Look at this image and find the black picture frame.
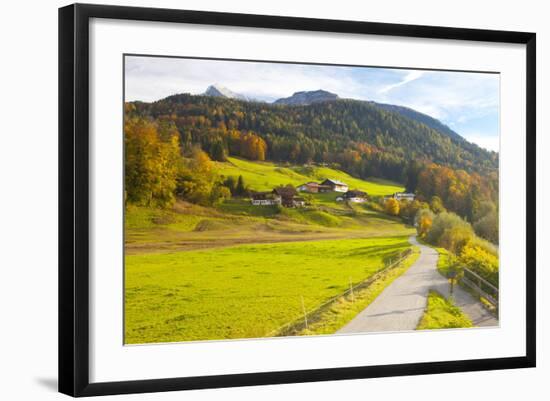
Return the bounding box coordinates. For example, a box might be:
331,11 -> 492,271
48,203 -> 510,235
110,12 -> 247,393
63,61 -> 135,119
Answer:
59,3 -> 536,397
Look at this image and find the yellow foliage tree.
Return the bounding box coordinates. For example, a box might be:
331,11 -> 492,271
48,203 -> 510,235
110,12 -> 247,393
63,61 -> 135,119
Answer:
124,117 -> 180,208
385,198 -> 400,216
419,215 -> 433,237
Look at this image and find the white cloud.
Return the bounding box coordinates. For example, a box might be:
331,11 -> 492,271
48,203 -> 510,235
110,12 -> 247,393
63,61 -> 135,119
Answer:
125,57 -> 364,102
378,71 -> 424,94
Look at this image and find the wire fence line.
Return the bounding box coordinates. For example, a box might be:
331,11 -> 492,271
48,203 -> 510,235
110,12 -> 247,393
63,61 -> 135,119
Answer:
266,248 -> 414,337
460,267 -> 499,313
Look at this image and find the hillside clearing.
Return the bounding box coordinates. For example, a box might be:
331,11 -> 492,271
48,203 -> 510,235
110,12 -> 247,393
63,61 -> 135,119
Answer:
125,200 -> 414,254
217,157 -> 404,196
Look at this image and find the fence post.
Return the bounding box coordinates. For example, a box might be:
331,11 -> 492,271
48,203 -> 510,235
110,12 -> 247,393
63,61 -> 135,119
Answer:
301,295 -> 308,330
349,277 -> 355,303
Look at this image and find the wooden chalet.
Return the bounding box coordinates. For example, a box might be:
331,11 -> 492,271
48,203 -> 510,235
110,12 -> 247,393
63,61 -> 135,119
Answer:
320,179 -> 349,193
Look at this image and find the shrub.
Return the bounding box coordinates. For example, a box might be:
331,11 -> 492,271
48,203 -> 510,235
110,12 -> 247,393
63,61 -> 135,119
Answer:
473,210 -> 499,244
426,212 -> 472,246
439,225 -> 474,254
415,208 -> 434,238
399,199 -> 428,221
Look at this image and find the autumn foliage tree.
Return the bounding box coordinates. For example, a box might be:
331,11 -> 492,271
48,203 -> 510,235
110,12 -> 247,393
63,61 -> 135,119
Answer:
239,132 -> 267,161
176,148 -> 232,206
384,198 -> 400,216
124,117 -> 180,208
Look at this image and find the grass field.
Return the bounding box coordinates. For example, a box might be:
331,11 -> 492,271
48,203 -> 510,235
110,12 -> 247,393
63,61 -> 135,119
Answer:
416,290 -> 473,330
216,157 -> 404,196
125,236 -> 413,344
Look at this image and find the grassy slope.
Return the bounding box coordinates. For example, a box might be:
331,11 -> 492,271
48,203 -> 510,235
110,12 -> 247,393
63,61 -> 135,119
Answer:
125,200 -> 414,254
217,157 -> 404,196
417,290 -> 473,330
125,236 -> 412,344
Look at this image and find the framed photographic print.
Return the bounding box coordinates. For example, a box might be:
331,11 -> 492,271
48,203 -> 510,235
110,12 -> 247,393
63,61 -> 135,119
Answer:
58,3 -> 536,397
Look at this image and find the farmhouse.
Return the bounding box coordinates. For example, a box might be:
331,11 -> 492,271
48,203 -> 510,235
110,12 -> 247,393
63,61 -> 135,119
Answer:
250,186 -> 305,208
320,179 -> 349,193
296,182 -> 331,193
250,192 -> 281,206
343,190 -> 368,203
393,192 -> 416,202
273,186 -> 301,207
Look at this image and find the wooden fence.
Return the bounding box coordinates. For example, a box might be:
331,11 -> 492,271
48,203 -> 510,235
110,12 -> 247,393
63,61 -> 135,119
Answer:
266,248 -> 413,337
460,267 -> 499,312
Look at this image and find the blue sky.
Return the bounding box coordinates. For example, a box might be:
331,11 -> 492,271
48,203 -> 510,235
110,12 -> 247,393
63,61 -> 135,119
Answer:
125,56 -> 500,152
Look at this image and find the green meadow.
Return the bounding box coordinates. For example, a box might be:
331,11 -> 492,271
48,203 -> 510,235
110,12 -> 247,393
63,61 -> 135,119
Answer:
125,158 -> 415,343
216,157 -> 404,196
125,236 -> 412,344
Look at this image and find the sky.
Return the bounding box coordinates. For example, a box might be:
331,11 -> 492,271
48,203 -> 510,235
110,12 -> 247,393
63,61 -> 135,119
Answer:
125,56 -> 500,152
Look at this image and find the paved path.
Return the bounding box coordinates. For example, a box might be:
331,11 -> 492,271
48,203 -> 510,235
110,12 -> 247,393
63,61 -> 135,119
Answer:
337,236 -> 498,334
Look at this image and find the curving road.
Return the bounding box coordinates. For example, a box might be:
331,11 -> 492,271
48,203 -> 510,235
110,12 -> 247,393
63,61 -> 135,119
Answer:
337,236 -> 498,334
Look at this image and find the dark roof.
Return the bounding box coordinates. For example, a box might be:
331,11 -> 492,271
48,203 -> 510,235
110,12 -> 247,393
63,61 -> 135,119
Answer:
251,191 -> 277,200
344,190 -> 367,198
321,179 -> 348,186
273,186 -> 297,197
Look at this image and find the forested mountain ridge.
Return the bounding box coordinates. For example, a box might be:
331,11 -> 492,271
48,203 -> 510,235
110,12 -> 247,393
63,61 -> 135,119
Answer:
127,92 -> 498,182
125,90 -> 499,240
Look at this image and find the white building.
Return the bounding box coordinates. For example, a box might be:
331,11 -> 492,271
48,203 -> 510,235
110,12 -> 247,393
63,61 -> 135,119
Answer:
250,192 -> 281,206
393,192 -> 415,202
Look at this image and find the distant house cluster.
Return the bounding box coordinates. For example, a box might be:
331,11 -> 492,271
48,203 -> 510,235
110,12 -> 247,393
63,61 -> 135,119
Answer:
251,187 -> 305,208
296,182 -> 331,193
250,178 -> 375,208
